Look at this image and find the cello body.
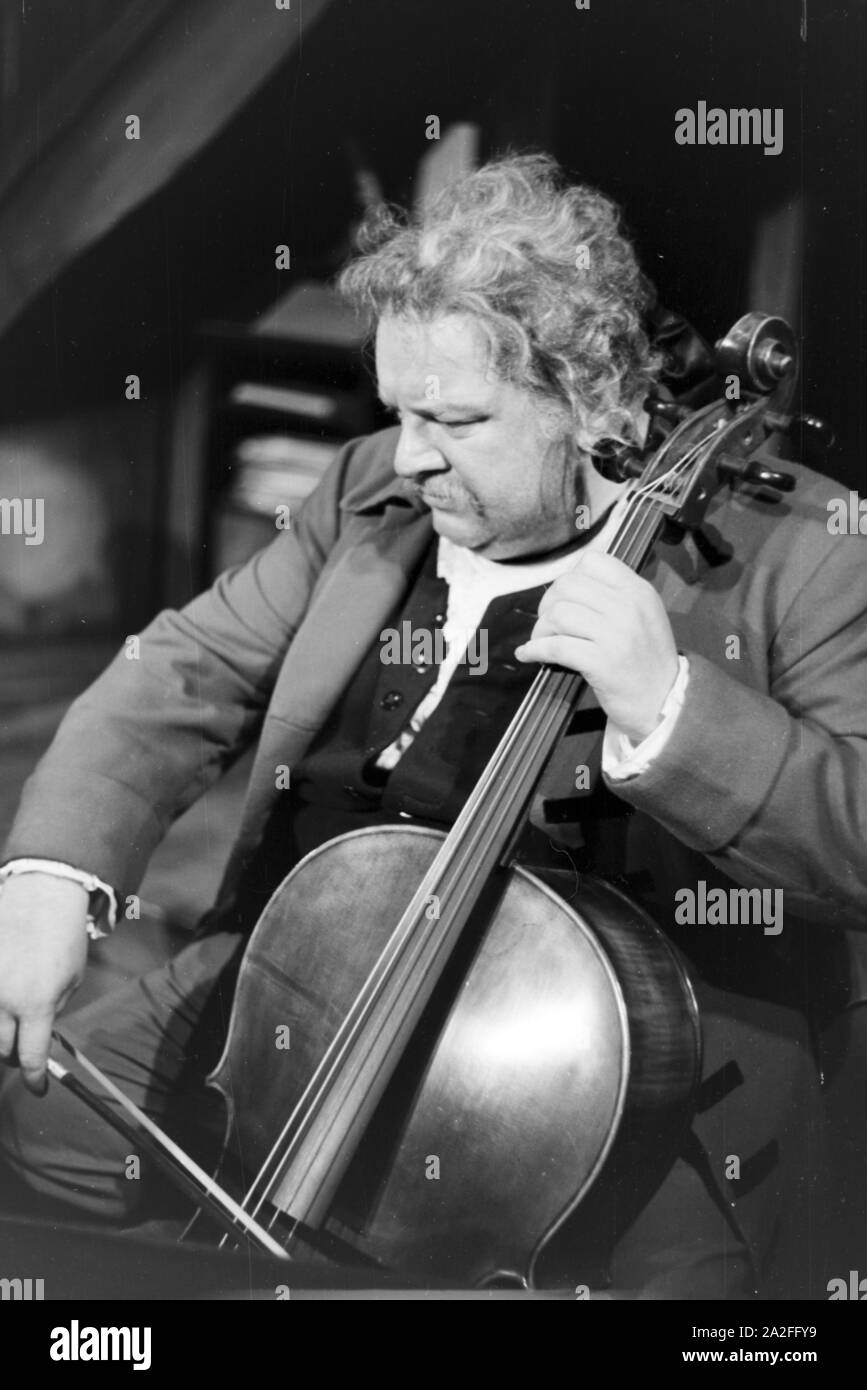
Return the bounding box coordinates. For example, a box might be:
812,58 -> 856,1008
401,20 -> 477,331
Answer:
209,825 -> 701,1287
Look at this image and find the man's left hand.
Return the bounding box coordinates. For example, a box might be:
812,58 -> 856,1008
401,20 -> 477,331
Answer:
515,552 -> 680,743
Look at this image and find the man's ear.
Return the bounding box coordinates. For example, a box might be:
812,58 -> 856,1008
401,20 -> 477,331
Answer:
537,396 -> 572,444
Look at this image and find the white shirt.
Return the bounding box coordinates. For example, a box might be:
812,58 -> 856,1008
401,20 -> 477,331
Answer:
376,498 -> 688,774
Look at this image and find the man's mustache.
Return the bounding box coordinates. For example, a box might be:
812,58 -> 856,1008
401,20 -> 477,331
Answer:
400,476 -> 465,507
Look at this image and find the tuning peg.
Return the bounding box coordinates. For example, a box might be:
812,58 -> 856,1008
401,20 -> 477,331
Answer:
764,411 -> 835,449
643,397 -> 691,425
590,438 -> 645,483
718,455 -> 796,492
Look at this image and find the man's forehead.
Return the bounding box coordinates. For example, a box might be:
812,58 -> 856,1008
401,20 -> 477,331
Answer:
375,313 -> 500,400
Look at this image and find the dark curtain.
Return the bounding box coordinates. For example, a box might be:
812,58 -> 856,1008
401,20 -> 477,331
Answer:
0,0 -> 334,338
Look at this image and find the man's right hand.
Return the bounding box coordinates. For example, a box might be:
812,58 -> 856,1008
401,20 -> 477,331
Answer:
0,873 -> 89,1093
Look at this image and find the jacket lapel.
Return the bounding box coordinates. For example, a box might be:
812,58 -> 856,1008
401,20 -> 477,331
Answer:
236,505 -> 435,863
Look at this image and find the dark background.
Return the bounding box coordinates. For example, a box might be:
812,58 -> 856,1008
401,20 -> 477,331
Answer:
2,1 -> 862,427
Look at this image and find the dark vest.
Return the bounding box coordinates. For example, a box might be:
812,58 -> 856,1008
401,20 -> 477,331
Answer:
230,535 -> 624,929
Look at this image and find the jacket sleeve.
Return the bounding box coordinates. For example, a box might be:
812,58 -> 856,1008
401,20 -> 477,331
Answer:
604,529 -> 867,929
0,435 -> 369,900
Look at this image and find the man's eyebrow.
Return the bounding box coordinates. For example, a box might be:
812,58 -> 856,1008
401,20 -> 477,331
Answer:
377,392 -> 488,416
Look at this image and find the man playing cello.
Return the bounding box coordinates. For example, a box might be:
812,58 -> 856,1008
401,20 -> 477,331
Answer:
0,154 -> 864,1298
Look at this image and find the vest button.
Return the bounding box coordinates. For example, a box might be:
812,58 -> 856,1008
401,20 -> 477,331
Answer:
381,690 -> 404,710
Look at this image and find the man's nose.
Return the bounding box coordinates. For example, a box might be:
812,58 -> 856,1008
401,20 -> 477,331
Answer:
392,418 -> 447,479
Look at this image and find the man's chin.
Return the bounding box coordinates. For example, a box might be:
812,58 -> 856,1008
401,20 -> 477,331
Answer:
428,510 -> 537,559
428,509 -> 486,547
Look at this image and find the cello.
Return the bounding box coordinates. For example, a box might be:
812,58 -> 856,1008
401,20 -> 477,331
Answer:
50,312 -> 805,1289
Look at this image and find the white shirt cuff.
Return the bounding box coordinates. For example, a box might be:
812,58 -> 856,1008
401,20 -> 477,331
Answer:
602,655 -> 690,781
0,858 -> 118,940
